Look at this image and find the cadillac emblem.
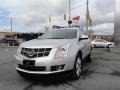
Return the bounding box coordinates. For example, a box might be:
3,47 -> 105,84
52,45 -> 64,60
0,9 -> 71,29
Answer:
27,49 -> 35,57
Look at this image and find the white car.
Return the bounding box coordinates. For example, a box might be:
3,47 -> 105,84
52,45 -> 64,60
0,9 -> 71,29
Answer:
91,39 -> 113,48
15,27 -> 92,80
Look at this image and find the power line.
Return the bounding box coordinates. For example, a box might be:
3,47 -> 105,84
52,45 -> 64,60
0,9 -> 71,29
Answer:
71,1 -> 86,10
50,1 -> 86,16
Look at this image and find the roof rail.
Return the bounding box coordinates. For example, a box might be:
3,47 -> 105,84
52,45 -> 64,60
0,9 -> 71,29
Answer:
52,25 -> 80,29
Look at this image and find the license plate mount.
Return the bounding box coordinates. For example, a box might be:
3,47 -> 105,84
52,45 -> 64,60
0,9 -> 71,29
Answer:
23,60 -> 35,67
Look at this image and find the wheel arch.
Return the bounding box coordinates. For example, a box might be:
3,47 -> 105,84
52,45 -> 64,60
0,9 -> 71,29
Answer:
72,50 -> 82,69
77,50 -> 82,60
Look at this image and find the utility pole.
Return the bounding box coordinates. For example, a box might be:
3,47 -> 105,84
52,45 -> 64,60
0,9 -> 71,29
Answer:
89,18 -> 93,32
86,0 -> 89,34
10,17 -> 13,40
69,0 -> 71,22
68,0 -> 72,27
115,0 -> 120,46
10,17 -> 13,46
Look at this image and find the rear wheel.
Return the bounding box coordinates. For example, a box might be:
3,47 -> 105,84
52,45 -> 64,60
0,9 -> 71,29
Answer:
72,55 -> 82,80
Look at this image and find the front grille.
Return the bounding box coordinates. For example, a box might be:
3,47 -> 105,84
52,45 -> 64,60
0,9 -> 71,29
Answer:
18,64 -> 46,71
21,48 -> 52,58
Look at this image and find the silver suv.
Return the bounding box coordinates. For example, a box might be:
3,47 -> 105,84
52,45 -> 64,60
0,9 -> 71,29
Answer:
15,27 -> 92,80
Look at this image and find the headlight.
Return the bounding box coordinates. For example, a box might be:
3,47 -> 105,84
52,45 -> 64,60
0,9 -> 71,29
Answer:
54,44 -> 71,59
17,47 -> 22,55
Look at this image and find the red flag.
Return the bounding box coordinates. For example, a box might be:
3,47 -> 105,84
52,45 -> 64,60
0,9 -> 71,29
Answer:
72,16 -> 80,21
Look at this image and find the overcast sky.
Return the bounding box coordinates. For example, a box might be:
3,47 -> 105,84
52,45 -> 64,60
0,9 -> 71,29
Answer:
0,0 -> 114,34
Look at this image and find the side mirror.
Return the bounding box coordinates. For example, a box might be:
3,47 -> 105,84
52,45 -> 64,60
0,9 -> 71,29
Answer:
79,35 -> 89,41
38,36 -> 42,39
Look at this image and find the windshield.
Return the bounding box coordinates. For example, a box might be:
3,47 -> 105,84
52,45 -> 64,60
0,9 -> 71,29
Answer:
38,29 -> 77,39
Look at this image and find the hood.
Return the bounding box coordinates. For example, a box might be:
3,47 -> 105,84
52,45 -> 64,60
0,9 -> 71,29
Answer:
20,39 -> 74,48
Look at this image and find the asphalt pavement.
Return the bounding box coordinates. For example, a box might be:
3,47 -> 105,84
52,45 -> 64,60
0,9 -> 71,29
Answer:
0,47 -> 120,90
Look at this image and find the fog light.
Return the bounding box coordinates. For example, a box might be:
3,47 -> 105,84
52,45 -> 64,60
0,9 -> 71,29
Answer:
51,65 -> 65,71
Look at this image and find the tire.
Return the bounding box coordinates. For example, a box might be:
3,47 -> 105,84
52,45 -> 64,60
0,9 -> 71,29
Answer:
107,45 -> 109,48
72,55 -> 82,80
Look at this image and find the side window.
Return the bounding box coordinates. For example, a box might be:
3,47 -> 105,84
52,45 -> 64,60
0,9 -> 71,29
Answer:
96,40 -> 106,42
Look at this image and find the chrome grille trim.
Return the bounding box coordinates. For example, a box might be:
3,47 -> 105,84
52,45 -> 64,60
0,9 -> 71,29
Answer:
21,48 -> 52,58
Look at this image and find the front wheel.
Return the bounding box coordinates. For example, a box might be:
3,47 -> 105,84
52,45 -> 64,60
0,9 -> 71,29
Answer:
72,55 -> 82,80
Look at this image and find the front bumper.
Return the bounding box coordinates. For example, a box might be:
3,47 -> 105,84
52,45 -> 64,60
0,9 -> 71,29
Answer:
16,69 -> 73,79
15,54 -> 75,75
